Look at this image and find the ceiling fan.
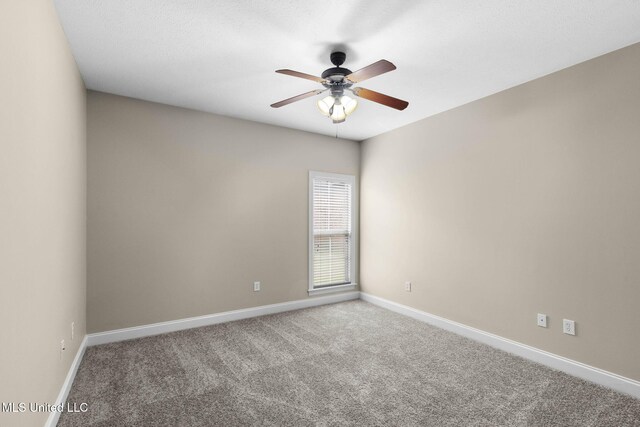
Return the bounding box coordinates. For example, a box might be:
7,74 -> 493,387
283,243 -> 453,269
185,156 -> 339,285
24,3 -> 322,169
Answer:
271,52 -> 409,124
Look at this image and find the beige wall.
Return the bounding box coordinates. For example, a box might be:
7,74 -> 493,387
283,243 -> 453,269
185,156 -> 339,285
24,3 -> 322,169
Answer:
0,1 -> 86,426
87,92 -> 360,333
360,43 -> 640,381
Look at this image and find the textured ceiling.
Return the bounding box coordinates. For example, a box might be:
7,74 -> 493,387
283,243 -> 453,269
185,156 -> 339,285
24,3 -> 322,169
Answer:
54,0 -> 640,141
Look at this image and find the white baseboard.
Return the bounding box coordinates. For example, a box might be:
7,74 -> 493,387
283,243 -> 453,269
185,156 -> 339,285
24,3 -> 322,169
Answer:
360,292 -> 640,399
87,291 -> 360,346
45,335 -> 88,427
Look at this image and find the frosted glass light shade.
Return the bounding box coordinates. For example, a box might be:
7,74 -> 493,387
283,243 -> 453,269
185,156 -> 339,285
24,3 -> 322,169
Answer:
340,96 -> 358,115
317,95 -> 358,123
330,103 -> 346,123
317,96 -> 334,116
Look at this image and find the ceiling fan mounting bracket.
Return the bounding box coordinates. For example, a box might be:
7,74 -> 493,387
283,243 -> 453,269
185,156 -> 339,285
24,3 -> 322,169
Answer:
330,51 -> 346,67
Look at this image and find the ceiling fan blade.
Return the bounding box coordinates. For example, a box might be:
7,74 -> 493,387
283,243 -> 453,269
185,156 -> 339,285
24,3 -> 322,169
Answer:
351,87 -> 409,110
276,69 -> 326,83
270,89 -> 326,108
345,60 -> 396,83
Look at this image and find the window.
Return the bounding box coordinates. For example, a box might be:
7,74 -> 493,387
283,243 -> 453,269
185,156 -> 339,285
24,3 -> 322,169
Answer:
308,171 -> 356,295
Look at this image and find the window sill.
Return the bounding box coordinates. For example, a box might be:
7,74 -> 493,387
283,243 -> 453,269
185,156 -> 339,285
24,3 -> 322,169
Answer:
308,283 -> 357,296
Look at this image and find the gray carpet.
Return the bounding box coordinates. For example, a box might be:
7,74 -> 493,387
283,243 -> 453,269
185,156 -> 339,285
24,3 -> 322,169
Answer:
58,301 -> 640,426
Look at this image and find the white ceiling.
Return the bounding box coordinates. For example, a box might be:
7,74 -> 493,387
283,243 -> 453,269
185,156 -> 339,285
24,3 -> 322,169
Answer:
54,0 -> 640,141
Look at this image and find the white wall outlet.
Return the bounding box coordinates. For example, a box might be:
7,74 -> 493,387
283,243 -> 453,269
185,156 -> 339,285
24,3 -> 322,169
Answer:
537,313 -> 547,328
60,340 -> 65,360
563,319 -> 576,336
253,281 -> 261,292
404,281 -> 412,292
71,322 -> 75,341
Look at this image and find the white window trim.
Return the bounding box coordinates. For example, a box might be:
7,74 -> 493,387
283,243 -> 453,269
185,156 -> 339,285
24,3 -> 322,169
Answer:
308,171 -> 358,296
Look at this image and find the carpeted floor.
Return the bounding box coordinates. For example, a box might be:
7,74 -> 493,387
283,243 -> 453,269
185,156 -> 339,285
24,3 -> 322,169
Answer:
58,300 -> 640,426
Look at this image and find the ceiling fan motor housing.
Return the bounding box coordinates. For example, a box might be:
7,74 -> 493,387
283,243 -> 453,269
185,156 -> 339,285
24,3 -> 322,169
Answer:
321,67 -> 352,80
322,51 -> 352,84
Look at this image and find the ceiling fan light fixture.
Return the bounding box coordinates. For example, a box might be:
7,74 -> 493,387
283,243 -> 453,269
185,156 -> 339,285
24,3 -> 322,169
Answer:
331,97 -> 345,123
317,95 -> 357,123
330,103 -> 346,123
317,95 -> 335,116
340,95 -> 358,115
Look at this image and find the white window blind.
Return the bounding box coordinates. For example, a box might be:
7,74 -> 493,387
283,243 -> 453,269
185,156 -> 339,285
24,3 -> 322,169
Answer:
311,175 -> 353,288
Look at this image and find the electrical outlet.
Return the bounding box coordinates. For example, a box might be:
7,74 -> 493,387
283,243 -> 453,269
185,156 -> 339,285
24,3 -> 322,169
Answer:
563,319 -> 576,336
253,281 -> 261,292
60,340 -> 65,360
404,281 -> 411,292
71,322 -> 75,341
537,313 -> 547,328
